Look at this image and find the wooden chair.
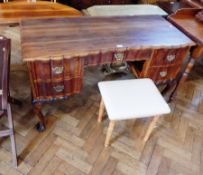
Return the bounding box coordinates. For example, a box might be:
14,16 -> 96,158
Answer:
97,79 -> 170,147
0,36 -> 17,167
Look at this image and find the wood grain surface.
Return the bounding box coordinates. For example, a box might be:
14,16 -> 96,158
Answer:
0,1 -> 82,25
169,9 -> 203,45
21,16 -> 195,61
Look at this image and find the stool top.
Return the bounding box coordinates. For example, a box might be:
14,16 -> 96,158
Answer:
98,78 -> 170,120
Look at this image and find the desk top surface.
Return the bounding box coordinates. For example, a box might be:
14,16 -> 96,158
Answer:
0,2 -> 81,25
169,9 -> 203,45
21,16 -> 195,61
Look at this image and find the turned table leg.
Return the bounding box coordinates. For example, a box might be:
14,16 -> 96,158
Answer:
169,46 -> 203,101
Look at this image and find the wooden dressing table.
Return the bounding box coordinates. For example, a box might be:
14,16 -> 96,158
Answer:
20,16 -> 195,130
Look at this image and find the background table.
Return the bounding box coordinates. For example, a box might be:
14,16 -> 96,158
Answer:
0,1 -> 82,25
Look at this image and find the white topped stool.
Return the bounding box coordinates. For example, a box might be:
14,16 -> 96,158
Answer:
97,78 -> 170,147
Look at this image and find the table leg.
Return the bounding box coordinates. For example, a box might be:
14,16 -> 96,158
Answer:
33,104 -> 46,132
169,58 -> 195,102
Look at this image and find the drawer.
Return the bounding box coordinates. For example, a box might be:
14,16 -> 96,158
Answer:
83,52 -> 114,67
28,58 -> 83,82
146,65 -> 181,82
33,78 -> 83,100
83,49 -> 152,67
125,49 -> 152,61
150,47 -> 189,66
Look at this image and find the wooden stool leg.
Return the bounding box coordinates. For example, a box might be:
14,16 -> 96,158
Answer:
97,98 -> 105,122
143,115 -> 159,143
105,120 -> 115,147
7,104 -> 17,167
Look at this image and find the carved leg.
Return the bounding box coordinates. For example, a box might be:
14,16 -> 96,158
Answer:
7,103 -> 17,167
105,120 -> 116,147
34,104 -> 46,132
9,97 -> 22,107
143,116 -> 159,143
169,58 -> 195,102
97,98 -> 105,122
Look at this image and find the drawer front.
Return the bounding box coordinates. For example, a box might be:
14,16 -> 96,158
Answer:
150,47 -> 189,66
83,49 -> 152,67
27,58 -> 84,102
146,65 -> 181,82
125,49 -> 152,61
33,78 -> 83,101
29,58 -> 83,82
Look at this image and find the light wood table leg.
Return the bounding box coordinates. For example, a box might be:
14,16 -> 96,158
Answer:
97,98 -> 105,122
143,115 -> 159,142
105,120 -> 116,147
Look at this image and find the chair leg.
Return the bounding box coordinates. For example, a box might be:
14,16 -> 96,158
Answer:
143,115 -> 159,143
97,98 -> 105,122
105,120 -> 115,147
7,104 -> 17,167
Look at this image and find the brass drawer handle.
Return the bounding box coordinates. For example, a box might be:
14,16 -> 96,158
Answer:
166,55 -> 175,62
52,66 -> 64,74
114,52 -> 124,61
160,71 -> 167,77
53,85 -> 64,92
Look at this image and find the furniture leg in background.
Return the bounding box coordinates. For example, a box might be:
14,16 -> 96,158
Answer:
169,46 -> 203,101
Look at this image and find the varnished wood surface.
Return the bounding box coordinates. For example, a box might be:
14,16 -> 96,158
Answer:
0,1 -> 82,25
169,9 -> 203,45
169,9 -> 203,59
186,0 -> 203,8
21,16 -> 195,61
1,26 -> 203,175
157,1 -> 193,14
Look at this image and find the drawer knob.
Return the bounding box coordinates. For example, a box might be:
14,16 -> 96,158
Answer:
114,52 -> 124,61
166,55 -> 175,62
52,66 -> 64,74
53,85 -> 64,92
160,71 -> 167,77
